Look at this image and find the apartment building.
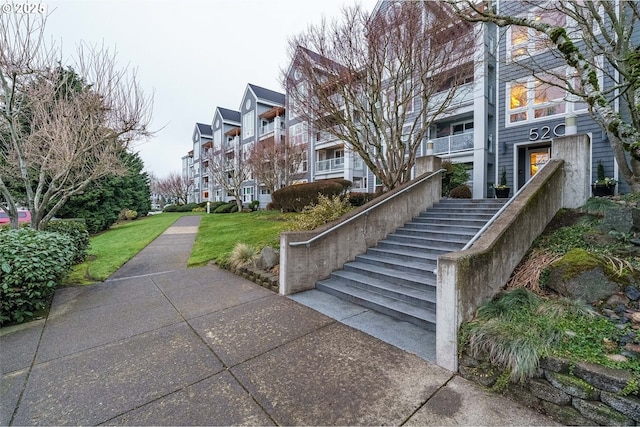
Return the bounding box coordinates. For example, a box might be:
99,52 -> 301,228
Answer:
494,1 -> 632,194
185,123 -> 213,204
183,1 -> 632,204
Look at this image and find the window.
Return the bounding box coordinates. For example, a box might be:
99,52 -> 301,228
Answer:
213,129 -> 221,148
507,6 -> 566,60
242,111 -> 254,139
506,74 -> 566,125
290,123 -> 308,145
260,188 -> 271,195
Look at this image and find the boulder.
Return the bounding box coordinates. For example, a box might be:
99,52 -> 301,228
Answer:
601,207 -> 640,234
255,246 -> 279,270
545,249 -> 622,303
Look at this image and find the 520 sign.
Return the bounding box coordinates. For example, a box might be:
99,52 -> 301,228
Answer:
529,123 -> 565,141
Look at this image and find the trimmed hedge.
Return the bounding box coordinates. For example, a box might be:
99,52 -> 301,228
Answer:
163,203 -> 200,213
449,185 -> 472,198
214,202 -> 236,213
272,179 -> 352,212
44,220 -> 90,264
348,192 -> 378,207
0,228 -> 75,325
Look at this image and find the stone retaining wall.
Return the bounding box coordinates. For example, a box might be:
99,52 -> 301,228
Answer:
230,265 -> 279,293
459,352 -> 640,425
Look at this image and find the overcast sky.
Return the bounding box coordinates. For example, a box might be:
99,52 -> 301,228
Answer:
43,0 -> 378,177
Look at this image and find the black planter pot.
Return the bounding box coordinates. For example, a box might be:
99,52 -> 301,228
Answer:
494,187 -> 511,198
591,184 -> 616,197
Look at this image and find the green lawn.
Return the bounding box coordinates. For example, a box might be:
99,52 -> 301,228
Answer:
188,211 -> 297,267
66,212 -> 201,285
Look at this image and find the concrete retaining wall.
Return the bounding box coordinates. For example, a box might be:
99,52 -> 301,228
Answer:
436,134 -> 591,372
279,157 -> 443,295
436,159 -> 565,371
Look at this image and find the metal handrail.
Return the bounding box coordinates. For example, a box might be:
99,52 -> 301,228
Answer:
461,161 -> 552,251
289,168 -> 446,248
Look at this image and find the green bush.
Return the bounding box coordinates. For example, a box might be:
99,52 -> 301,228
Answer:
209,201 -> 226,211
230,204 -> 239,213
249,200 -> 260,211
348,192 -> 378,207
272,179 -> 352,212
449,185 -> 472,198
214,203 -> 235,213
44,220 -> 90,264
0,228 -> 75,325
118,208 -> 138,221
176,203 -> 199,212
163,204 -> 179,212
442,161 -> 470,197
290,194 -> 353,231
192,207 -> 205,212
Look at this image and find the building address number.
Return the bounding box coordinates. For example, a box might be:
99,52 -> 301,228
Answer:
529,123 -> 565,141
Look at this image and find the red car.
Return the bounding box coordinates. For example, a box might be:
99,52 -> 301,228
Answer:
0,210 -> 31,224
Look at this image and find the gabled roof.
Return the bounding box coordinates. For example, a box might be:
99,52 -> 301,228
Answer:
248,83 -> 285,106
217,107 -> 241,124
196,122 -> 213,138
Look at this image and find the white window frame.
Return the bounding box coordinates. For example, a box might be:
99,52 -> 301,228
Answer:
505,72 -> 567,126
506,4 -> 567,61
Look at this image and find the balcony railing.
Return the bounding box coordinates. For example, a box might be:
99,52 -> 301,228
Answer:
316,157 -> 345,172
432,131 -> 474,155
259,122 -> 285,136
428,82 -> 474,109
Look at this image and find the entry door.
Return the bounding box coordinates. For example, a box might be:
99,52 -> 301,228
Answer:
526,146 -> 551,181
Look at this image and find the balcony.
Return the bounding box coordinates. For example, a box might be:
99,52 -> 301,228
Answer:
428,82 -> 474,110
259,122 -> 285,137
316,157 -> 345,173
432,131 -> 474,155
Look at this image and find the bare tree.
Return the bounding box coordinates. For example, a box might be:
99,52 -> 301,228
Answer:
155,172 -> 193,205
286,1 -> 476,190
0,12 -> 153,229
205,139 -> 249,213
451,0 -> 640,191
246,137 -> 307,194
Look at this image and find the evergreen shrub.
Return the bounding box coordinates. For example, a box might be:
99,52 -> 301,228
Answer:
44,220 -> 90,264
0,229 -> 75,325
272,179 -> 352,212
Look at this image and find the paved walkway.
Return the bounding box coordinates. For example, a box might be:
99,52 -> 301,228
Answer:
1,216 -> 559,425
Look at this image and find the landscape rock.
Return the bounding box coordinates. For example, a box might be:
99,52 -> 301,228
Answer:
600,391 -> 640,422
528,378 -> 571,405
626,286 -> 640,301
544,371 -> 600,400
601,207 -> 640,234
541,400 -> 593,426
607,294 -> 631,309
573,361 -> 632,393
572,398 -> 632,426
255,246 -> 279,270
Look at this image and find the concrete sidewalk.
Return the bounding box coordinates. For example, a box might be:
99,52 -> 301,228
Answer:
1,216 -> 558,425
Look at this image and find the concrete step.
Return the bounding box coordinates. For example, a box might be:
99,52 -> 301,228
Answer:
393,227 -> 473,242
375,239 -> 457,255
316,278 -> 436,330
328,270 -> 436,308
343,261 -> 437,287
367,247 -> 439,266
385,233 -> 467,251
355,253 -> 437,276
401,222 -> 481,234
411,217 -> 491,227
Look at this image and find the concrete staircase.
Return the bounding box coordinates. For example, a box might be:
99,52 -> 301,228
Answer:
315,199 -> 507,331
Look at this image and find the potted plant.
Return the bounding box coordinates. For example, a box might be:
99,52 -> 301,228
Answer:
494,167 -> 511,198
591,161 -> 617,196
